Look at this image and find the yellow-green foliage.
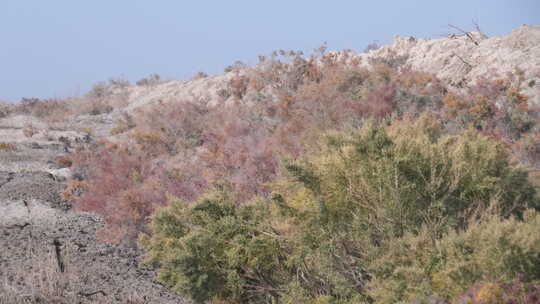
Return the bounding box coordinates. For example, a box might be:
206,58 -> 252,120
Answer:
367,210 -> 540,303
143,115 -> 539,304
278,115 -> 537,240
0,142 -> 17,151
140,190 -> 290,304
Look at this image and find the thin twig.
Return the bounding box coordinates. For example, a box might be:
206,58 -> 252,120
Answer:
453,52 -> 473,68
448,24 -> 479,46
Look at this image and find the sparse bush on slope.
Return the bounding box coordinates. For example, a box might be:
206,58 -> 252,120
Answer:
141,116 -> 539,304
136,73 -> 164,86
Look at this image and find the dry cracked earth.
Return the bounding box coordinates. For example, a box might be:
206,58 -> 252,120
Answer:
0,115 -> 188,303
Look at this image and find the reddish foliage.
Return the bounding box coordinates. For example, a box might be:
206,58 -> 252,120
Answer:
457,278 -> 540,304
68,50 -> 540,245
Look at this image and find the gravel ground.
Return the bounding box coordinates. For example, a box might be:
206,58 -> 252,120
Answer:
0,122 -> 188,303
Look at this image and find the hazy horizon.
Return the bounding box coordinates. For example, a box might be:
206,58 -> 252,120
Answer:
1,1 -> 539,102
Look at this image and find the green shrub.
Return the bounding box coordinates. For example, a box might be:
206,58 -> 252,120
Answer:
367,210 -> 540,303
270,115 -> 538,302
278,115 -> 537,241
143,116 -> 539,303
140,189 -> 291,304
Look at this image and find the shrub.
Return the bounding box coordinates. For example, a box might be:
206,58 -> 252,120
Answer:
368,50 -> 409,68
0,142 -> 17,151
515,132 -> 540,169
71,47 -> 540,257
136,100 -> 209,154
0,101 -> 12,118
198,105 -> 281,201
87,82 -> 111,99
110,113 -> 136,135
143,116 -> 539,303
55,155 -> 73,168
224,60 -> 248,73
19,97 -> 41,110
66,138 -> 206,244
77,50 -> 539,248
367,210 -> 540,303
456,278 -> 540,304
14,97 -> 70,121
88,100 -> 114,116
364,41 -> 381,53
192,71 -> 208,80
22,123 -> 38,138
278,115 -> 537,241
229,74 -> 250,99
66,141 -> 163,244
136,74 -> 163,86
141,190 -> 290,304
108,76 -> 130,89
443,77 -> 539,141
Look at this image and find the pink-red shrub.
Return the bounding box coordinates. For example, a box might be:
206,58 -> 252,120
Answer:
67,50 -> 540,245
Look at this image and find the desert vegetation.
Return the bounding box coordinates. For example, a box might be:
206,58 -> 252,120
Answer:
0,142 -> 17,151
3,77 -> 134,125
50,45 -> 540,303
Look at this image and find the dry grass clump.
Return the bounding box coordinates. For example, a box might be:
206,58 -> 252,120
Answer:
136,73 -> 165,87
0,142 -> 17,151
6,77 -> 133,123
0,101 -> 13,118
109,113 -> 136,136
22,123 -> 38,138
13,98 -> 71,123
55,155 -> 73,168
1,241 -> 146,304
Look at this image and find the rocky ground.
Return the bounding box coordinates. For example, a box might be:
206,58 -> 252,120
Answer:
0,115 -> 188,303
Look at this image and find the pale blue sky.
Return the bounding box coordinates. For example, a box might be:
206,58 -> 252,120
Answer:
1,1 -> 538,102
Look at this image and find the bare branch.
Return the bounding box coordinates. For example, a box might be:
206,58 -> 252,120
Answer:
472,19 -> 488,39
453,52 -> 473,68
448,24 -> 479,46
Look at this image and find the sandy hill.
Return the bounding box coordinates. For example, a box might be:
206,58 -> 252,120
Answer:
117,25 -> 539,114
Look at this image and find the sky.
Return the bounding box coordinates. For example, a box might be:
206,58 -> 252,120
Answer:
0,1 -> 539,102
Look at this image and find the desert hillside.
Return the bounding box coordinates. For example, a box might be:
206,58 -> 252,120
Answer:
1,26 -> 540,303
114,25 -> 540,114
